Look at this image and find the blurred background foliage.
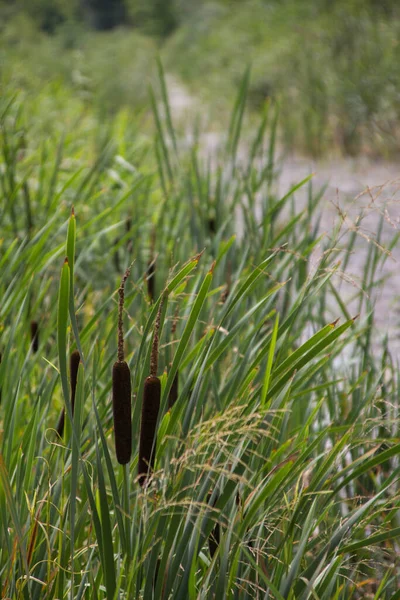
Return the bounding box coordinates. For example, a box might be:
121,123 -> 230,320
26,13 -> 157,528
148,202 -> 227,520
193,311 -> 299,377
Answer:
1,0 -> 400,156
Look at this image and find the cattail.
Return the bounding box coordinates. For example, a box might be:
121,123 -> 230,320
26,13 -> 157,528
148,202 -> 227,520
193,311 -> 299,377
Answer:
112,267 -> 132,465
0,351 -> 2,405
56,349 -> 81,438
167,372 -> 178,409
112,360 -> 132,464
138,295 -> 164,486
30,321 -> 39,353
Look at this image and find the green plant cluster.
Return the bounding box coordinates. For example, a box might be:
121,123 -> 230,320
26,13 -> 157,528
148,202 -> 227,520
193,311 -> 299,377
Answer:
0,66 -> 399,599
165,0 -> 400,156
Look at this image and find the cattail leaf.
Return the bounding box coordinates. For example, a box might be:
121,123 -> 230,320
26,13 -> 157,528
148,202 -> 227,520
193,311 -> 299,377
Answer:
139,375 -> 161,486
157,57 -> 178,156
340,526 -> 400,554
166,256 -> 200,294
331,442 -> 400,493
206,285 -> 283,371
267,318 -> 355,401
219,252 -> 278,326
271,320 -> 339,381
67,207 -> 85,366
162,267 -> 213,410
70,359 -> 84,598
279,499 -> 317,596
95,435 -> 117,600
155,409 -> 171,459
295,486 -> 390,596
261,311 -> 279,406
179,327 -> 215,371
91,393 -> 127,556
0,456 -> 30,587
57,258 -> 70,411
215,234 -> 236,265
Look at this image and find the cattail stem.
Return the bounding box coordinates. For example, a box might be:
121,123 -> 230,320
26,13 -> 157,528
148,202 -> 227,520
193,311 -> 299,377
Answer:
118,267 -> 131,363
150,295 -> 164,378
123,462 -> 131,560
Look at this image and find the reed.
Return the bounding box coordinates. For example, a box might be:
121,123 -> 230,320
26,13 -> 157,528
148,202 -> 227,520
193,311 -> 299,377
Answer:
138,296 -> 163,486
112,268 -> 132,465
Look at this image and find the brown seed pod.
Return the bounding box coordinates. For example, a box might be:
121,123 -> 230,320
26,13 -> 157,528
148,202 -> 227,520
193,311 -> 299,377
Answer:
167,371 -> 179,409
138,375 -> 160,486
30,321 -> 39,353
112,360 -> 132,465
56,349 -> 81,438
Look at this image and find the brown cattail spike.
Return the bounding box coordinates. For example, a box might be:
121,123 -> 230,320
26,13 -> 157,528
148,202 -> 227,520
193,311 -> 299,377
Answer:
138,375 -> 160,486
111,267 -> 132,463
56,349 -> 81,438
30,321 -> 39,353
112,360 -> 132,464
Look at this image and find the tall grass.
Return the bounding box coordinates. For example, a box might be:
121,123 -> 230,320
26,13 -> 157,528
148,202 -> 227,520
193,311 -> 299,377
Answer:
0,66 -> 399,599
